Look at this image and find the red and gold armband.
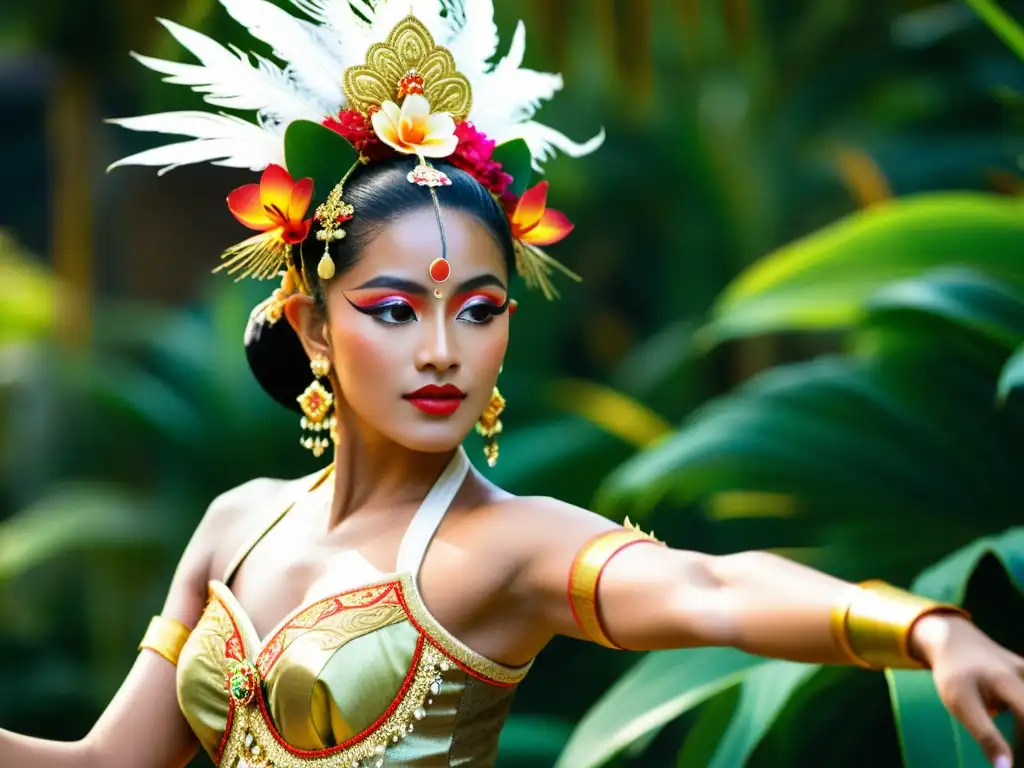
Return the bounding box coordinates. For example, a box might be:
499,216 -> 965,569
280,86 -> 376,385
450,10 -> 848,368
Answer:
568,518 -> 666,650
138,615 -> 192,666
830,580 -> 970,670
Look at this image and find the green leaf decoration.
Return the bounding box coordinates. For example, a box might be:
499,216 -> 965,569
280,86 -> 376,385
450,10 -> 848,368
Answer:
997,342 -> 1024,404
492,139 -> 533,199
554,647 -> 768,768
702,194 -> 1024,346
283,120 -> 360,207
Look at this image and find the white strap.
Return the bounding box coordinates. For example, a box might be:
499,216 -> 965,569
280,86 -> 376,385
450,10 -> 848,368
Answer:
395,447 -> 471,576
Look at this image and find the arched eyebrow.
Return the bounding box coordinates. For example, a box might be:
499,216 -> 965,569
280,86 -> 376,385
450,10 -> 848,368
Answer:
352,276 -> 427,294
452,274 -> 507,294
352,274 -> 507,295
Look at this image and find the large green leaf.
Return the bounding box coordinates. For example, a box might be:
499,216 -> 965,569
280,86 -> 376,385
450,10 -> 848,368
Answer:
701,194 -> 1024,345
491,139 -> 533,199
860,268 -> 1024,354
887,528 -> 1024,767
555,647 -> 768,768
966,0 -> 1024,62
283,120 -> 359,207
704,661 -> 820,768
497,715 -> 574,765
0,485 -> 168,580
912,527 -> 1024,603
997,342 -> 1024,404
887,670 -> 960,768
596,356 -> 981,521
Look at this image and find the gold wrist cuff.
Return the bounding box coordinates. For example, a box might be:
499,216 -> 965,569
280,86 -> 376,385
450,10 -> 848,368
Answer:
568,525 -> 665,650
139,615 -> 192,667
832,580 -> 970,670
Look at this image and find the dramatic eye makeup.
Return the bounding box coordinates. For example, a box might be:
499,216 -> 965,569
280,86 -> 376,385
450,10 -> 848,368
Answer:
344,274 -> 508,326
449,275 -> 509,325
451,289 -> 509,324
345,290 -> 427,325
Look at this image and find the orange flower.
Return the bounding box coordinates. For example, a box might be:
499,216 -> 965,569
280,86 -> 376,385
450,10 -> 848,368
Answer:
508,181 -> 574,246
370,94 -> 457,158
218,164 -> 313,281
227,164 -> 313,243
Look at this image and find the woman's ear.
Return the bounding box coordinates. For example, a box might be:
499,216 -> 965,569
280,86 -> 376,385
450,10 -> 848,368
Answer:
284,293 -> 331,361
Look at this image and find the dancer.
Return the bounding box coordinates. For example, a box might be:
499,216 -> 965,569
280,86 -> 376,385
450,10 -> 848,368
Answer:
2,2 -> 1021,766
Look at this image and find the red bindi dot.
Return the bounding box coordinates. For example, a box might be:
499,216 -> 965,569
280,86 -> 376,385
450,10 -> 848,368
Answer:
429,257 -> 451,284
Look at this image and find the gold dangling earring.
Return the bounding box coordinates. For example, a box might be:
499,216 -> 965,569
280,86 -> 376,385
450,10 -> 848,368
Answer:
475,387 -> 506,468
297,355 -> 336,458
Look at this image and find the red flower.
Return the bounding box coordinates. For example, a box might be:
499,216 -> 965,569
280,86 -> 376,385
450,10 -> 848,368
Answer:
227,164 -> 313,244
507,181 -> 574,246
216,164 -> 314,280
450,121 -> 513,198
322,110 -> 394,161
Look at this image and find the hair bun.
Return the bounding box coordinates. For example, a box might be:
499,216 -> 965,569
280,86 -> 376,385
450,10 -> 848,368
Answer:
244,310 -> 330,414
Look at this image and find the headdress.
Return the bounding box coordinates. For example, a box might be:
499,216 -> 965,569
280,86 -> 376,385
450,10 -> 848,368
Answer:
109,0 -> 603,411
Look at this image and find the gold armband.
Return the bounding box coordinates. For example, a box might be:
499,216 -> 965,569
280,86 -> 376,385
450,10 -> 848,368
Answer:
831,580 -> 970,670
139,615 -> 192,666
568,521 -> 665,650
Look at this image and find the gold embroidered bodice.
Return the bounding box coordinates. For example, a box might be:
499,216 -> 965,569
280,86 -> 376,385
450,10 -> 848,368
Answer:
176,449 -> 531,766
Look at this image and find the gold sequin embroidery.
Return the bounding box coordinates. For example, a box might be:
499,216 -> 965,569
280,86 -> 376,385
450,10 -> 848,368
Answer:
218,641 -> 450,768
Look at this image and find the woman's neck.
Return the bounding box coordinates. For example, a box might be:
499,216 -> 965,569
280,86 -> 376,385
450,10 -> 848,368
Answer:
326,417 -> 459,528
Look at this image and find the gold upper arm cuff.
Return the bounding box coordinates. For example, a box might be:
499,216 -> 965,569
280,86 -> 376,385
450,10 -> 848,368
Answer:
568,524 -> 665,650
830,580 -> 970,670
139,615 -> 192,667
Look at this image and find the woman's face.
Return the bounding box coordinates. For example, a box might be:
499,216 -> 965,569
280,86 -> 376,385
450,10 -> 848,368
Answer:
323,206 -> 510,453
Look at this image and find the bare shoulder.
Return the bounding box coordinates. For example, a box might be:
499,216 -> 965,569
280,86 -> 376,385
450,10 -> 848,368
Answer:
466,491 -> 620,566
198,471 -> 322,581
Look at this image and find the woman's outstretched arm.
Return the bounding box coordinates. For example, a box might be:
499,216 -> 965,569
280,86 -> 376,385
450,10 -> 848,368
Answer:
0,482 -> 257,768
511,500 -> 1024,767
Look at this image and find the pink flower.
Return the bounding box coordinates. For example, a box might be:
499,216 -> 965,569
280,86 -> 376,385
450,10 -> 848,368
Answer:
450,122 -> 513,197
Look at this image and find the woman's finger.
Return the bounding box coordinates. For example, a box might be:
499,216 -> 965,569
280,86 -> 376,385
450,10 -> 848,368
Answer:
949,687 -> 1014,767
992,672 -> 1024,725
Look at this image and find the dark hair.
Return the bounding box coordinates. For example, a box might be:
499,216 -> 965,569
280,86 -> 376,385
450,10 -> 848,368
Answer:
297,157 -> 515,309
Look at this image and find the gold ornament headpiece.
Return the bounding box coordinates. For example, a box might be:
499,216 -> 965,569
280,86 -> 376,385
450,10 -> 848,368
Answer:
111,3 -> 605,326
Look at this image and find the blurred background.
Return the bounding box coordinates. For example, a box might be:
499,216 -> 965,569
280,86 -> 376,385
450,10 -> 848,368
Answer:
2,0 -> 1024,766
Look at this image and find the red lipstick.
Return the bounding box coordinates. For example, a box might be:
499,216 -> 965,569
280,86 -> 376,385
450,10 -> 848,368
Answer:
404,384 -> 466,416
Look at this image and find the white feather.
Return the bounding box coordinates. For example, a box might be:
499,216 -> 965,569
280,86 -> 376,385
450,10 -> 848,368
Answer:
106,111 -> 282,173
218,0 -> 343,110
498,120 -> 606,171
366,0 -> 449,47
290,0 -> 374,72
465,21 -> 573,166
444,0 -> 498,81
137,18 -> 322,125
111,1 -> 604,179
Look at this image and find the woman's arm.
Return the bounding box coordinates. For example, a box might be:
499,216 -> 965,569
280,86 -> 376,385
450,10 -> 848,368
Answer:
512,499 -> 1024,767
0,482 -> 260,768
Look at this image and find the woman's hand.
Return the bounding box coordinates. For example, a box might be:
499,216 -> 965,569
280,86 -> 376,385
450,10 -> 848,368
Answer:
911,614 -> 1024,768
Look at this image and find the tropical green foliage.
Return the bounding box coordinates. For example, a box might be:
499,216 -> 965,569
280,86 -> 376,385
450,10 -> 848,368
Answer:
558,207 -> 1024,764
3,1 -> 1024,767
